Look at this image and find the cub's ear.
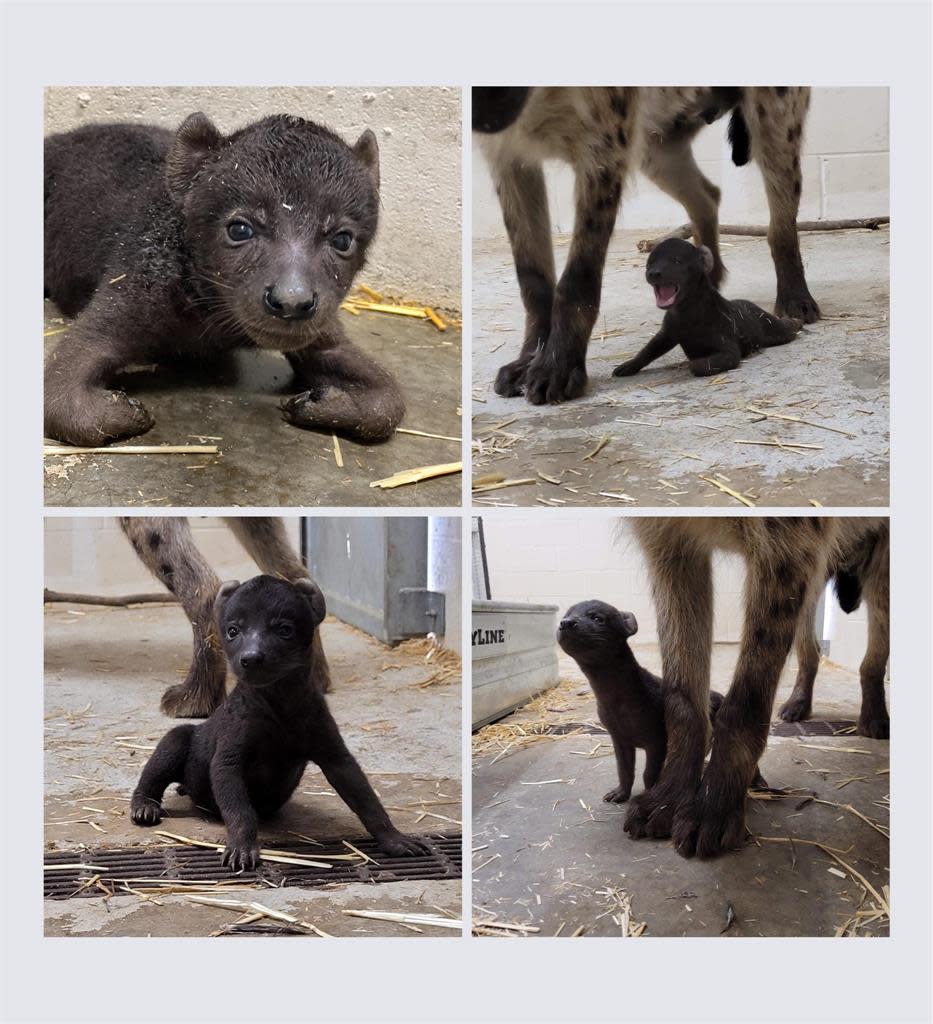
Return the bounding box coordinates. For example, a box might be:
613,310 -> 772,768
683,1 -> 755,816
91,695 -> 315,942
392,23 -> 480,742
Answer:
697,245 -> 715,277
214,580 -> 241,629
166,112 -> 223,201
295,578 -> 327,628
618,611 -> 639,638
353,129 -> 380,192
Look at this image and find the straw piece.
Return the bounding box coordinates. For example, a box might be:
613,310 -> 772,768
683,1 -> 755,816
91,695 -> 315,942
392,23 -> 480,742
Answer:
153,830 -> 334,868
745,405 -> 857,439
342,909 -> 461,930
472,477 -> 536,493
396,428 -> 461,442
698,474 -> 755,507
332,435 -> 344,468
423,307 -> 448,331
44,445 -> 218,456
370,461 -> 462,489
583,435 -> 610,461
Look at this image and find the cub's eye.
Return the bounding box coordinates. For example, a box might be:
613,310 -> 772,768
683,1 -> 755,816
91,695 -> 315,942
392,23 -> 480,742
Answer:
226,625 -> 240,640
591,614 -> 603,624
671,257 -> 681,265
277,624 -> 294,639
226,220 -> 254,242
331,230 -> 353,253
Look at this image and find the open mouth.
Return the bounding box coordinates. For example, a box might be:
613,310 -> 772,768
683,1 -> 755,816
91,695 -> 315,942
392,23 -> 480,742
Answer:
654,284 -> 679,309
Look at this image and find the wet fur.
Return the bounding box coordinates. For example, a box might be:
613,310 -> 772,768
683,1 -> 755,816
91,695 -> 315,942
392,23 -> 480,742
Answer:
44,113 -> 404,446
119,516 -> 330,718
475,86 -> 818,404
612,238 -> 802,379
130,576 -> 429,869
622,517 -> 886,859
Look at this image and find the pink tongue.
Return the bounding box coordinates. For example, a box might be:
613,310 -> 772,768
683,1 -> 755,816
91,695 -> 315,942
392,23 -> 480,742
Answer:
655,284 -> 678,309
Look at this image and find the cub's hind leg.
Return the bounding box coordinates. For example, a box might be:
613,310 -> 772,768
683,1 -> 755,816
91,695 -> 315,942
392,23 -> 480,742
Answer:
131,725 -> 195,825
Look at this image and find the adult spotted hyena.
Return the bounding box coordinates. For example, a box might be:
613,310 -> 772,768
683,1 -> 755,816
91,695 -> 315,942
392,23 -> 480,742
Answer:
474,86 -> 818,404
624,517 -> 886,859
120,517 -> 330,718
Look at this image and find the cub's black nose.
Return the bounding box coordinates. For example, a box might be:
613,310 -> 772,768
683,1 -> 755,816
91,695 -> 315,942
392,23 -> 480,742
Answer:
646,267 -> 662,284
263,285 -> 318,321
559,617 -> 576,631
239,650 -> 265,669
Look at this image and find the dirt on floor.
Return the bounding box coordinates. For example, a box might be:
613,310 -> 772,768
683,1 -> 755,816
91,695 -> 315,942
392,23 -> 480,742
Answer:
472,227 -> 889,508
44,603 -> 462,937
472,645 -> 889,938
43,301 -> 462,508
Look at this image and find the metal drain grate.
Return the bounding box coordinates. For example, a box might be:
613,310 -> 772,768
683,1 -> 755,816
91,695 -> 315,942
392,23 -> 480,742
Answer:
44,833 -> 461,900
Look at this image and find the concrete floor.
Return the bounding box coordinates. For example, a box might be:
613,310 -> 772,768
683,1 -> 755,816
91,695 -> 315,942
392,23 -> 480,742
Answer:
473,644 -> 890,938
472,227 -> 889,507
44,304 -> 462,508
44,603 -> 461,937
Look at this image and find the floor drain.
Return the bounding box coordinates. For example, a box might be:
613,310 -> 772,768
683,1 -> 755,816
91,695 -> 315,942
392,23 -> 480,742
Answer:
44,833 -> 462,900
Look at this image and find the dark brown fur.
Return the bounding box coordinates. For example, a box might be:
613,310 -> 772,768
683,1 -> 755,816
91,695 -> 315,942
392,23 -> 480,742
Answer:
119,516 -> 330,718
44,114 -> 404,446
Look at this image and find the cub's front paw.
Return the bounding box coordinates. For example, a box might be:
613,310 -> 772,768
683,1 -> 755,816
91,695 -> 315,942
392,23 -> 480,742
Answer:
612,359 -> 641,378
603,785 -> 632,804
523,353 -> 587,405
45,391 -> 154,447
130,795 -> 163,826
221,840 -> 261,873
376,831 -> 433,857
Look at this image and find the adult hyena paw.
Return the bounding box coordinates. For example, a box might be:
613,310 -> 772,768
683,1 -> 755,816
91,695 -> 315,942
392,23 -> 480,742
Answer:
160,681 -> 223,720
624,789 -> 674,839
130,795 -> 164,826
671,791 -> 746,860
524,355 -> 587,405
857,708 -> 890,740
46,391 -> 154,447
494,357 -> 532,397
776,287 -> 820,324
603,785 -> 632,804
778,694 -> 812,722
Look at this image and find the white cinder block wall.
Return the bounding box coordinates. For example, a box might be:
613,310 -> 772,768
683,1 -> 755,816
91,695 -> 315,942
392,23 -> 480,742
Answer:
473,88 -> 889,239
428,517 -> 463,655
45,86 -> 462,310
44,517 -> 297,595
478,515 -> 868,672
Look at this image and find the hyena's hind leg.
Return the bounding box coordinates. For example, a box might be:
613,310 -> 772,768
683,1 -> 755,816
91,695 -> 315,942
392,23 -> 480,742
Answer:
488,158 -> 556,397
857,540 -> 890,739
224,517 -> 332,694
120,517 -> 225,718
742,87 -> 820,322
778,590 -> 822,723
641,137 -> 726,287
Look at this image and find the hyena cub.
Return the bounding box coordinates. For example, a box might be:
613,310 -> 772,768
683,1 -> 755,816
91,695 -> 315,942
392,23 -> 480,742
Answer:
624,517 -> 887,860
119,516 -> 330,719
474,86 -> 817,404
131,575 -> 429,870
45,113 -> 404,446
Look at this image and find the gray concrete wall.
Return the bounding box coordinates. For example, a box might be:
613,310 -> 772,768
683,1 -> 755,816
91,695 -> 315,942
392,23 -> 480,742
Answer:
428,516 -> 462,655
473,87 -> 889,239
45,86 -> 461,310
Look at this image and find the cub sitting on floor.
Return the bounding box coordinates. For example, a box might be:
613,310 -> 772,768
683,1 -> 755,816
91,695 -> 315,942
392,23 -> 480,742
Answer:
131,574 -> 430,870
612,238 -> 803,379
557,599 -> 765,803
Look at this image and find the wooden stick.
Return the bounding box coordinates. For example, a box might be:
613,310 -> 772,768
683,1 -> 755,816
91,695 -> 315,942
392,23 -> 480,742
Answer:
396,428 -> 461,442
44,588 -> 176,607
44,444 -> 218,456
638,218 -> 889,252
369,461 -> 462,489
